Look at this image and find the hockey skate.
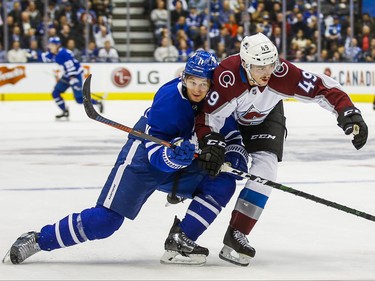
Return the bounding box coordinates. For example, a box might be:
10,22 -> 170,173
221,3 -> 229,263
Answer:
2,232 -> 41,264
55,108 -> 69,120
160,216 -> 209,266
219,226 -> 256,267
96,101 -> 104,113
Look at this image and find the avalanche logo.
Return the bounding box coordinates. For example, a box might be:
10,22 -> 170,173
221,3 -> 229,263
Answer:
273,61 -> 288,78
238,105 -> 269,125
218,70 -> 235,88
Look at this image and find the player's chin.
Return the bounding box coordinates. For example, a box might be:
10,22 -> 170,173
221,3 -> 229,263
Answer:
190,95 -> 204,102
258,77 -> 270,86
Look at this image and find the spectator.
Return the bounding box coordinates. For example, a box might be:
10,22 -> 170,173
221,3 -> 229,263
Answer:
0,42 -> 7,62
26,39 -> 43,62
305,43 -> 318,62
325,14 -> 342,49
81,41 -> 99,62
270,26 -> 283,54
169,0 -> 189,10
219,0 -> 235,26
25,1 -> 41,28
215,42 -> 227,61
256,12 -> 273,38
172,16 -> 189,39
150,0 -> 168,40
7,40 -> 28,63
174,29 -> 194,50
94,25 -> 115,49
98,39 -> 120,62
224,14 -> 239,38
20,11 -> 32,35
154,37 -> 179,62
171,0 -> 189,26
211,25 -> 233,53
8,2 -> 22,26
9,25 -> 25,48
188,0 -> 206,12
92,0 -> 114,24
291,29 -> 308,52
176,38 -> 194,62
345,37 -> 362,62
186,5 -> 202,40
66,38 -> 82,62
364,45 -> 375,62
55,2 -> 78,29
358,25 -> 372,53
227,39 -> 241,56
194,25 -> 209,50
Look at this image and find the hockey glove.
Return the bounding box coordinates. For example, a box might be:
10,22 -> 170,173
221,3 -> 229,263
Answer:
198,132 -> 226,177
224,144 -> 249,180
163,138 -> 195,168
337,106 -> 368,150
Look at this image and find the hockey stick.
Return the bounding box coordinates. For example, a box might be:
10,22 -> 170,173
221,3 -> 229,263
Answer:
82,74 -> 375,223
83,74 -> 174,149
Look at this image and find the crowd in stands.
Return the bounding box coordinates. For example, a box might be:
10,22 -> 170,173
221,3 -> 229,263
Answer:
146,0 -> 375,63
0,0 -> 119,63
1,0 -> 375,64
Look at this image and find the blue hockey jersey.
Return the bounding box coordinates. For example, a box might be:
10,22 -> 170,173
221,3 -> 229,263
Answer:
42,48 -> 83,79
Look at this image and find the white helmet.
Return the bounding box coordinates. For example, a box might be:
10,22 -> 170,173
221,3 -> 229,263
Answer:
240,33 -> 278,67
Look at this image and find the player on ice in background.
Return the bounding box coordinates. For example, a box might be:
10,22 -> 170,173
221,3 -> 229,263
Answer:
195,32 -> 369,266
42,36 -> 104,120
3,50 -> 246,266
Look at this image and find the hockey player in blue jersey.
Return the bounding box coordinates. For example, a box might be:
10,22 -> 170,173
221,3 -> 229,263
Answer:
3,50 -> 248,265
42,36 -> 103,119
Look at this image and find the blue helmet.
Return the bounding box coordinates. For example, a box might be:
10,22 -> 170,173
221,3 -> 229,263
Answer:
48,36 -> 61,45
184,50 -> 218,80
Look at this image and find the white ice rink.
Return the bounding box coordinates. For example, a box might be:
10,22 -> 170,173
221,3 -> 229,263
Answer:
0,100 -> 374,280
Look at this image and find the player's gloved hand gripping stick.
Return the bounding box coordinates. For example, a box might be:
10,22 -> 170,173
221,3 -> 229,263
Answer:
83,74 -> 375,223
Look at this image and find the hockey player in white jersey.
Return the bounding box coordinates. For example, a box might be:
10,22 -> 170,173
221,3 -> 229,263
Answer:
195,33 -> 368,266
3,50 -> 247,266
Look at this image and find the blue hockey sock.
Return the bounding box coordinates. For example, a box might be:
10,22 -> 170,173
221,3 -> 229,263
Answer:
38,205 -> 124,251
180,195 -> 222,241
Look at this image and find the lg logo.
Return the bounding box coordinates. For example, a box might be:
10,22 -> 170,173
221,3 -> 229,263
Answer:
111,67 -> 132,88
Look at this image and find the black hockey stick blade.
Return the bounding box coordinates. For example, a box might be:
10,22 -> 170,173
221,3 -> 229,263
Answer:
82,74 -> 174,148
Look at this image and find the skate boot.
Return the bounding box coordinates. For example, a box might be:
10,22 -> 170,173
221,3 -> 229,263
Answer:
97,101 -> 104,113
219,226 -> 256,266
160,216 -> 208,265
55,108 -> 69,120
2,232 -> 41,264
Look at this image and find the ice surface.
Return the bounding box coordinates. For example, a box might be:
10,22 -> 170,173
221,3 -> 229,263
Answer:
0,100 -> 374,280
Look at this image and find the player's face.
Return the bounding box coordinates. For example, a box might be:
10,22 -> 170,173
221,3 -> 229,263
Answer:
185,76 -> 211,103
249,62 -> 276,86
48,43 -> 58,54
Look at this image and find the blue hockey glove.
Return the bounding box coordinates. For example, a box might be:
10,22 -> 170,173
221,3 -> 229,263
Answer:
224,144 -> 248,180
197,132 -> 226,177
163,138 -> 195,168
337,107 -> 368,150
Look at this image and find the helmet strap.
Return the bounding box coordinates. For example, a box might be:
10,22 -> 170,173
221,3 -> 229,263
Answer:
242,61 -> 259,86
